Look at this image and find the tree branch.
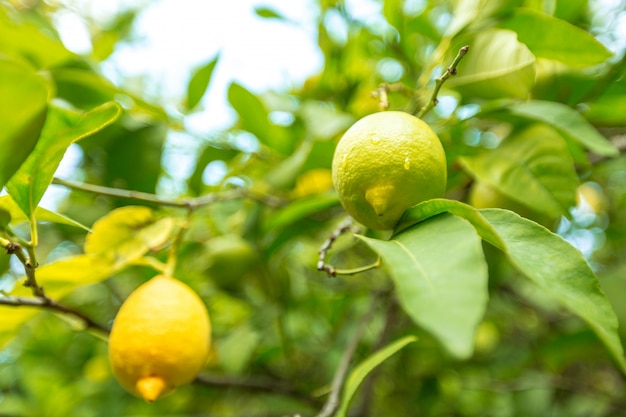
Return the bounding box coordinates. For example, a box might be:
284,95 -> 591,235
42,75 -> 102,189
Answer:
51,177 -> 286,210
195,374 -> 321,408
315,299 -> 379,417
416,45 -> 469,119
0,295 -> 109,334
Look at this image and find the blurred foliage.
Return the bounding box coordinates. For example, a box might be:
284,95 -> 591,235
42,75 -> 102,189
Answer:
1,0 -> 626,416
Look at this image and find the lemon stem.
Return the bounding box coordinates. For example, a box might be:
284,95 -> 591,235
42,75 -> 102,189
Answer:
333,258 -> 382,276
416,45 -> 469,119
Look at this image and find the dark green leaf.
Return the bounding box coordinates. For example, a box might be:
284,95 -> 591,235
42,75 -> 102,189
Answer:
459,124 -> 579,218
506,100 -> 619,156
0,58 -> 48,190
188,143 -> 240,195
359,214 -> 489,358
228,82 -> 273,147
6,102 -> 122,219
480,208 -> 626,373
185,54 -> 220,111
0,208 -> 11,229
264,194 -> 340,232
501,8 -> 612,67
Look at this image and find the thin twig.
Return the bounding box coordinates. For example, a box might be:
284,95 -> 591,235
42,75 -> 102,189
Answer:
416,45 -> 469,119
317,217 -> 356,277
317,218 -> 381,277
51,177 -> 286,209
315,299 -> 379,417
195,374 -> 320,408
0,295 -> 109,334
371,83 -> 414,111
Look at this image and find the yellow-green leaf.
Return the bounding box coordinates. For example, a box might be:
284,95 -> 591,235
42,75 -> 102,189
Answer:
12,255 -> 114,299
0,306 -> 39,349
85,206 -> 176,270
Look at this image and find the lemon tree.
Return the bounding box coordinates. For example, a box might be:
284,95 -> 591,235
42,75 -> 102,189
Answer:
1,1 -> 626,417
332,111 -> 447,230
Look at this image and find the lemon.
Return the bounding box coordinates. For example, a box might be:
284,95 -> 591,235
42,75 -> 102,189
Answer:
108,275 -> 211,402
332,111 -> 447,230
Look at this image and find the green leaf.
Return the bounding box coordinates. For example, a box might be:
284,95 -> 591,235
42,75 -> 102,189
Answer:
459,124 -> 579,218
359,214 -> 488,358
6,102 -> 122,219
254,6 -> 285,20
336,335 -> 417,417
298,101 -> 355,140
264,194 -> 340,232
0,195 -> 91,232
445,0 -> 522,37
12,255 -> 114,299
228,82 -> 291,154
447,29 -> 535,99
51,68 -> 167,119
185,54 -> 220,111
501,8 -> 612,67
0,208 -> 11,229
382,0 -> 404,30
228,82 -> 270,138
395,199 -> 505,249
84,206 -> 176,271
188,143 -> 240,195
480,209 -> 626,373
396,200 -> 626,371
0,58 -> 48,190
506,100 -> 619,157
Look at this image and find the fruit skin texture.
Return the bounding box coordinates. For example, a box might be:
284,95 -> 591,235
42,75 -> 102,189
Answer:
332,111 -> 447,230
108,275 -> 211,402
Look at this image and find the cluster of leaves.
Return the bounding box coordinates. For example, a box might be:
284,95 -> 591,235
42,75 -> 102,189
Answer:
1,0 -> 626,416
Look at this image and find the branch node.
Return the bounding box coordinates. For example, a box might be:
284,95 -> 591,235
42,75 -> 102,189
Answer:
5,242 -> 20,255
317,218 -> 356,277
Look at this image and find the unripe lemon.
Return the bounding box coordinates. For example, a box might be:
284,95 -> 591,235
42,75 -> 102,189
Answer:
108,275 -> 211,402
332,111 -> 447,230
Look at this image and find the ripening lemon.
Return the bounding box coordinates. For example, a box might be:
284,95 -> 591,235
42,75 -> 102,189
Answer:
108,275 -> 211,402
332,111 -> 447,230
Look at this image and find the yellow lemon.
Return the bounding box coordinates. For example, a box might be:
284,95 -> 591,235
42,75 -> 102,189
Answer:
108,275 -> 211,402
332,111 -> 447,230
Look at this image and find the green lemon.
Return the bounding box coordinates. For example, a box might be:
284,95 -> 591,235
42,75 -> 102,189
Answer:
332,111 -> 447,230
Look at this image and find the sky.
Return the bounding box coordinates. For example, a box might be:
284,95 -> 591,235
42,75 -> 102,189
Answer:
45,0 -> 386,196
52,0 -> 385,132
